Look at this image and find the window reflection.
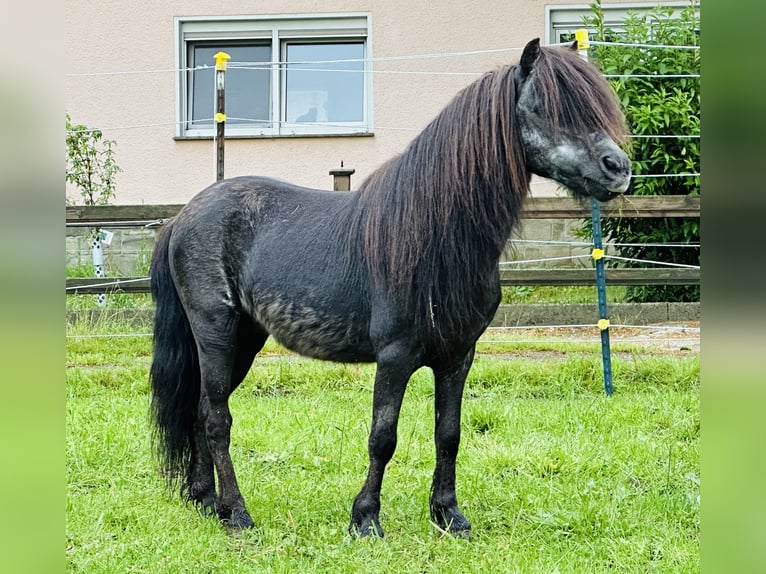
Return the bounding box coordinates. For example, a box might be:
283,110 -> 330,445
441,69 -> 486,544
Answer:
190,44 -> 271,128
285,43 -> 365,124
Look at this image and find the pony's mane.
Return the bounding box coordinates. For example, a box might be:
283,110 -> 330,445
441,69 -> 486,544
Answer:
349,45 -> 627,342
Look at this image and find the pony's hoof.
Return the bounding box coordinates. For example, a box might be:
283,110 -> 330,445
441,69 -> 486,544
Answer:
224,508 -> 255,530
349,519 -> 384,539
432,520 -> 472,539
431,507 -> 472,538
190,495 -> 218,518
448,525 -> 472,539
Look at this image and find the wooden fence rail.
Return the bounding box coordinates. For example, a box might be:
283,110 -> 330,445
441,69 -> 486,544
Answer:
65,195 -> 700,224
66,195 -> 700,294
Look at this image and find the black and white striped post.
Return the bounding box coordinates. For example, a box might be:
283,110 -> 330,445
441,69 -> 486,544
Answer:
91,230 -> 106,307
576,29 -> 614,395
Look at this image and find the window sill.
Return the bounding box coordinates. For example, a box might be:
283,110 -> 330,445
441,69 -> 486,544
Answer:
174,132 -> 375,141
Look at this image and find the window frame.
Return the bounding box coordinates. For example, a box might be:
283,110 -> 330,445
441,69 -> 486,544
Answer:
545,2 -> 699,45
186,41 -> 273,131
174,13 -> 373,139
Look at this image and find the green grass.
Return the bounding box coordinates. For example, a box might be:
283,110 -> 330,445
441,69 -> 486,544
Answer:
66,322 -> 699,573
501,285 -> 627,305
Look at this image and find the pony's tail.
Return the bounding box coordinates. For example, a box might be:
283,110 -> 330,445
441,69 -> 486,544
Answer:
149,220 -> 200,491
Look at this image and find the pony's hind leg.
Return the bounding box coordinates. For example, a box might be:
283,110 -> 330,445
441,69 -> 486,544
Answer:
186,391 -> 217,517
191,313 -> 267,530
186,319 -> 268,519
429,348 -> 474,537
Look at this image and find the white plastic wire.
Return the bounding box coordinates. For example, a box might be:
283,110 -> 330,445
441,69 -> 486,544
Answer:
632,173 -> 699,179
65,65 -> 207,78
605,73 -> 699,79
603,256 -> 700,269
589,40 -> 699,50
65,277 -> 149,291
510,239 -> 700,248
64,39 -> 698,79
225,65 -> 699,80
65,112 -> 702,139
66,333 -> 153,339
499,255 -> 592,266
630,134 -> 699,139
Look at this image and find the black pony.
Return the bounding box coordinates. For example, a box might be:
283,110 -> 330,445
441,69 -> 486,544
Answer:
150,39 -> 630,537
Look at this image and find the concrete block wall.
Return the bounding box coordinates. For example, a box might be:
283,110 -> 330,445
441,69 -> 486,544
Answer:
66,227 -> 158,276
504,219 -> 587,267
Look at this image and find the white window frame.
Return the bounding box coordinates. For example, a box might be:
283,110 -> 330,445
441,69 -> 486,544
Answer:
546,2 -> 699,45
175,13 -> 373,139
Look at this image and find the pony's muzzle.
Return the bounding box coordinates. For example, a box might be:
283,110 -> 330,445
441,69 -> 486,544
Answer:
600,151 -> 632,194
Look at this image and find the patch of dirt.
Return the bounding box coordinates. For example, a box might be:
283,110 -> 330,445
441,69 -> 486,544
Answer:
481,321 -> 699,360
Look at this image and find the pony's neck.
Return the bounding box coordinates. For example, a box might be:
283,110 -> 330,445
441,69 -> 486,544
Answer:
354,64 -> 530,336
380,64 -> 530,261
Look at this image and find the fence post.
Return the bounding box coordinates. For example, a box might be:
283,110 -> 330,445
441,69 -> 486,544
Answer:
91,230 -> 106,307
329,162 -> 355,191
214,51 -> 230,181
576,28 -> 614,395
591,205 -> 614,395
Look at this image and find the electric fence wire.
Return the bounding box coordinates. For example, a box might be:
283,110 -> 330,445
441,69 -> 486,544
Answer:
64,38 -> 699,79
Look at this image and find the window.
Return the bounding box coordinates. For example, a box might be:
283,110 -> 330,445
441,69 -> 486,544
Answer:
546,2 -> 699,45
176,14 -> 371,138
188,44 -> 271,130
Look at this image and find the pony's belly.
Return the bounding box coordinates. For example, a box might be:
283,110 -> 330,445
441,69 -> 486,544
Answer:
252,299 -> 375,363
276,334 -> 376,363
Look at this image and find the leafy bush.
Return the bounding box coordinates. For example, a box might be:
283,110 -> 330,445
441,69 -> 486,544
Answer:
585,0 -> 700,302
65,113 -> 120,206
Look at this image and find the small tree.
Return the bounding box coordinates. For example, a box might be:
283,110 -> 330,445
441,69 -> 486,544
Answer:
65,113 -> 120,206
584,0 -> 700,302
66,114 -> 121,307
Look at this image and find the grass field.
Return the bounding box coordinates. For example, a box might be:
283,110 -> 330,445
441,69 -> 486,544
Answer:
66,320 -> 699,573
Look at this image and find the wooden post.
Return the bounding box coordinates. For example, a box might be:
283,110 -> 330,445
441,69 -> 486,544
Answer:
214,51 -> 230,181
329,163 -> 355,191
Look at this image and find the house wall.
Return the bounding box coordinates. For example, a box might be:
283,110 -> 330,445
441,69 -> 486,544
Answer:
65,0 -> 637,205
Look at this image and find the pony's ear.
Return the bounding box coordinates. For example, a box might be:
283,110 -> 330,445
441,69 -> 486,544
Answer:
569,40 -> 579,51
520,38 -> 541,77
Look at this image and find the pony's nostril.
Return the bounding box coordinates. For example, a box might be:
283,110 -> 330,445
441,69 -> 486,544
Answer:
602,153 -> 631,176
602,154 -> 621,173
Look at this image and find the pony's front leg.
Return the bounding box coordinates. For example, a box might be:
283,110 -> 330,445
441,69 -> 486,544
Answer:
350,343 -> 418,537
430,348 -> 474,537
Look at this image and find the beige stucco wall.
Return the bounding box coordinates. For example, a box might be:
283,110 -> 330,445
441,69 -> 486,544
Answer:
65,1 -> 636,204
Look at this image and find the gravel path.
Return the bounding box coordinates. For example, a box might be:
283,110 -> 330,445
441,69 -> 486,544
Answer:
480,321 -> 700,359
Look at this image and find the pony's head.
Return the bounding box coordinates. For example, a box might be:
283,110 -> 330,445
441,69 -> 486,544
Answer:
515,39 -> 631,201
